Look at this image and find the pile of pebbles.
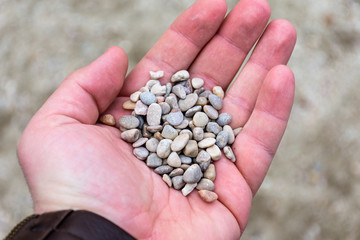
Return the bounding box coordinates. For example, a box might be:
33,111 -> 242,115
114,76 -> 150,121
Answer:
105,70 -> 241,203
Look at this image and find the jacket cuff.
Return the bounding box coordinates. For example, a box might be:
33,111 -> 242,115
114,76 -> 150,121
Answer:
6,210 -> 135,240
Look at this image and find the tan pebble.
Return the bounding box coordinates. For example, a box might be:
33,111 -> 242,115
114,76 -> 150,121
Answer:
130,91 -> 141,102
233,127 -> 243,136
99,114 -> 116,126
120,129 -> 141,143
123,100 -> 136,110
204,164 -> 216,181
224,146 -> 236,162
212,86 -> 225,99
154,132 -> 164,141
196,97 -> 207,106
179,129 -> 193,139
180,164 -> 190,170
132,137 -> 148,148
171,134 -> 190,152
203,132 -> 216,138
198,138 -> 216,149
206,145 -> 221,161
142,125 -> 152,138
162,174 -> 172,187
198,190 -> 218,203
183,140 -> 199,158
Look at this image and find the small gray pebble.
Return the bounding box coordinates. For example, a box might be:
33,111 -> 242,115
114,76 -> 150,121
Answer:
193,112 -> 209,128
165,82 -> 172,97
140,92 -> 157,105
157,139 -> 172,158
154,165 -> 174,175
146,125 -> 163,133
146,153 -> 163,168
133,147 -> 149,160
119,115 -> 140,129
196,150 -> 211,164
135,115 -> 144,129
169,168 -> 184,177
183,164 -> 203,183
174,119 -> 189,129
146,138 -> 159,152
203,105 -> 219,120
208,94 -> 223,110
199,159 -> 211,172
161,125 -> 178,140
182,183 -> 197,196
217,113 -> 232,126
167,109 -> 184,126
120,129 -> 141,143
159,102 -> 171,115
196,178 -> 215,191
147,103 -> 162,126
183,79 -> 193,95
199,90 -> 212,98
206,122 -> 222,135
172,84 -> 187,99
185,106 -> 202,117
179,93 -> 198,112
179,155 -> 192,164
172,175 -> 186,190
192,127 -> 204,141
132,137 -> 148,148
216,131 -> 229,149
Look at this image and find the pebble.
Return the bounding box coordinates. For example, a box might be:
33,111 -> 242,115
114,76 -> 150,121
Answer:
99,114 -> 116,126
179,129 -> 192,139
165,83 -> 172,97
161,125 -> 178,140
183,164 -> 203,183
206,122 -> 222,135
162,174 -> 172,187
172,84 -> 186,99
223,125 -> 235,144
203,132 -> 216,139
224,146 -> 236,162
136,115 -> 145,129
134,100 -> 148,115
180,164 -> 190,171
119,115 -> 140,129
154,132 -> 164,141
142,124 -> 152,138
167,152 -> 182,168
146,153 -> 163,168
139,87 -> 149,92
194,87 -> 205,95
171,70 -> 190,82
183,79 -> 193,95
185,106 -> 202,117
233,127 -> 242,136
171,133 -> 190,152
191,77 -> 204,89
192,127 -> 204,141
167,109 -> 184,126
133,147 -> 149,160
172,176 -> 186,190
199,90 -> 212,98
212,86 -> 225,99
157,139 -> 172,158
204,164 -> 216,181
182,183 -> 197,196
147,103 -> 162,126
196,178 -> 215,191
150,70 -> 164,80
123,100 -> 136,110
145,80 -> 160,90
193,112 -> 209,127
196,97 -> 207,106
132,137 -> 148,148
121,129 -> 141,143
140,92 -> 157,105
199,159 -> 211,172
179,93 -> 198,112
206,145 -> 221,161
203,105 -> 219,120
130,91 -> 141,102
216,131 -> 229,149
198,138 -> 216,149
196,150 -> 211,165
169,168 -> 184,177
179,155 -> 192,164
198,190 -> 218,203
146,125 -> 163,133
183,140 -> 198,158
159,102 -> 171,115
165,93 -> 178,109
157,96 -> 165,103
217,113 -> 232,126
151,83 -> 167,96
146,138 -> 159,152
174,119 -> 189,129
154,165 -> 173,175
208,94 -> 223,110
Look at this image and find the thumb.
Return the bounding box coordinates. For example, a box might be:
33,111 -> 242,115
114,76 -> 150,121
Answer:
38,46 -> 128,124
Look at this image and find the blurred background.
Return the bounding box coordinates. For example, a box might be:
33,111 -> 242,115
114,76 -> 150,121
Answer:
1,0 -> 359,239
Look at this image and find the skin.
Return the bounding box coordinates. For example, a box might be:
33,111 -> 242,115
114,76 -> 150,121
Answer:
17,0 -> 296,239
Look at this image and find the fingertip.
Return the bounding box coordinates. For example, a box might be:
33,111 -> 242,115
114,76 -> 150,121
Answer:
268,18 -> 297,47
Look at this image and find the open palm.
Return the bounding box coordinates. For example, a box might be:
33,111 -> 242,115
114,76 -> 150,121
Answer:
18,0 -> 296,239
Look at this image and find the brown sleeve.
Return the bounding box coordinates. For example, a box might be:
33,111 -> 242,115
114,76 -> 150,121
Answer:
5,210 -> 136,240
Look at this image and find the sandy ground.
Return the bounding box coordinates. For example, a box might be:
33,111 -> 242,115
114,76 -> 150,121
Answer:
1,0 -> 360,239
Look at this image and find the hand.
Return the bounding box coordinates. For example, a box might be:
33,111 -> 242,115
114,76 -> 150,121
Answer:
18,0 -> 296,239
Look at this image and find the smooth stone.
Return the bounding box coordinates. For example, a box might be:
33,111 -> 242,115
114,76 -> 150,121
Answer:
167,152 -> 182,168
179,155 -> 192,164
147,103 -> 162,126
140,92 -> 157,105
169,168 -> 184,177
208,94 -> 223,110
182,183 -> 197,196
196,150 -> 211,164
196,178 -> 215,191
199,160 -> 211,172
198,138 -> 216,148
154,165 -> 174,175
191,77 -> 204,89
149,70 -> 164,80
203,132 -> 216,139
198,190 -> 218,203
172,84 -> 186,99
154,132 -> 164,141
142,124 -> 152,138
183,79 -> 193,95
167,109 -> 184,126
212,86 -> 225,99
206,145 -> 221,161
130,91 -> 141,102
199,90 -> 212,98
174,119 -> 189,129
123,100 -> 136,110
206,122 -> 222,135
183,164 -> 203,183
203,105 -> 219,120
194,87 -> 205,95
99,114 -> 116,126
156,139 -> 173,158
223,125 -> 235,144
188,120 -> 195,130
151,83 -> 167,96
184,105 -> 202,117
180,164 -> 190,170
139,86 -> 149,92
147,125 -> 163,133
193,112 -> 209,128
145,80 -> 160,90
172,176 -> 186,190
161,125 -> 178,140
162,174 -> 172,187
120,129 -> 141,143
135,115 -> 145,129
132,137 -> 148,148
183,140 -> 198,158
171,70 -> 190,82
204,164 -> 216,181
233,127 -> 243,136
217,113 -> 232,126
171,133 -> 190,152
179,129 -> 192,139
134,100 -> 148,115
165,82 -> 172,97
216,131 -> 229,149
146,153 -> 163,168
192,127 -> 204,141
224,146 -> 236,162
179,93 -> 198,112
196,97 -> 207,106
159,102 -> 171,114
133,147 -> 149,160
